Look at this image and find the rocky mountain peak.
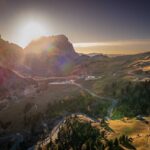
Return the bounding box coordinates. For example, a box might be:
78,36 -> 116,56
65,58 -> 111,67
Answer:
24,35 -> 79,58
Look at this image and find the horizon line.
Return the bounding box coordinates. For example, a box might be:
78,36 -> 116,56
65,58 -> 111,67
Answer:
73,39 -> 150,48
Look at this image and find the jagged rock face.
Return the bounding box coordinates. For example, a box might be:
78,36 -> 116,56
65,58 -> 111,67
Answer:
0,37 -> 23,68
24,35 -> 79,76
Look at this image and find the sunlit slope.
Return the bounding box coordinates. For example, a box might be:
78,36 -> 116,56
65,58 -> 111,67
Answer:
0,36 -> 23,67
109,117 -> 150,150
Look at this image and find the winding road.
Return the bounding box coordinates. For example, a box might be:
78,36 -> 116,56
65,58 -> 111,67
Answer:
34,80 -> 118,149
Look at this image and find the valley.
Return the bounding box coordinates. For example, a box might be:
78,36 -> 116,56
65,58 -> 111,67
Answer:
0,35 -> 150,150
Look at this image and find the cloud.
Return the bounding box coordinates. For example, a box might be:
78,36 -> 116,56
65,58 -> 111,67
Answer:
73,39 -> 150,48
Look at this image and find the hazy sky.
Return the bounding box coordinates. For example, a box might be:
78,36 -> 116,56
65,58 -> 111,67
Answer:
0,0 -> 150,54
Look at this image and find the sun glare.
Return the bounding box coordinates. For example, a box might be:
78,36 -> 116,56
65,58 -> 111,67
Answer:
17,21 -> 49,47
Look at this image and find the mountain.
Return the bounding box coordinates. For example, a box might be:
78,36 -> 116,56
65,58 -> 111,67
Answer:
0,36 -> 23,68
24,35 -> 79,76
0,36 -> 36,100
36,115 -> 136,150
0,35 -> 109,77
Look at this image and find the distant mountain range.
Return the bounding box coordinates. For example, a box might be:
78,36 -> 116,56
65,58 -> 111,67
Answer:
0,34 -> 149,81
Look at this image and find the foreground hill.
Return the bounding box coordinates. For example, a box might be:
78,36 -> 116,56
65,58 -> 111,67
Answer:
37,115 -> 150,150
36,115 -> 136,150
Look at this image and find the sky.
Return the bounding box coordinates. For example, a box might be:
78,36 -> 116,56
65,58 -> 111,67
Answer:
0,0 -> 150,54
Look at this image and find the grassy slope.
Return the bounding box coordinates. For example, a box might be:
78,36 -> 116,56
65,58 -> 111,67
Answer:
108,117 -> 150,150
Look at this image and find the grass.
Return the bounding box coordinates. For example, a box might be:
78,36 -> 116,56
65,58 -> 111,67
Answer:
108,117 -> 150,150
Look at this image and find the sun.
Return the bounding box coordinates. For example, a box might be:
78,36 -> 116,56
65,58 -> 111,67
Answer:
17,21 -> 49,47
